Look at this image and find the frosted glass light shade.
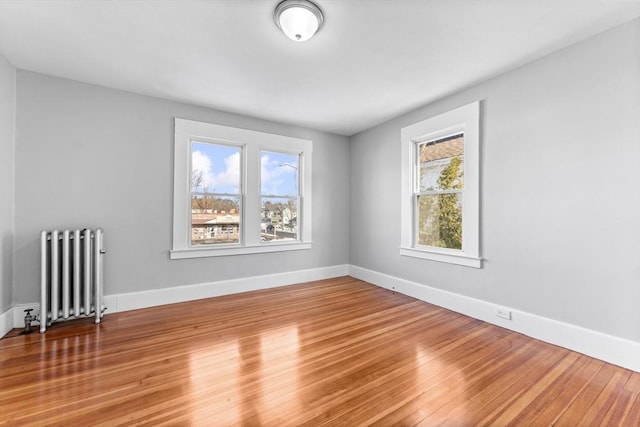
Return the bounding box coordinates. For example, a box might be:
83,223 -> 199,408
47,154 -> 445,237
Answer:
274,0 -> 324,42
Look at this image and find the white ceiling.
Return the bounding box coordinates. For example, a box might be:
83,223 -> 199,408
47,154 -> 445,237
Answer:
1,0 -> 639,136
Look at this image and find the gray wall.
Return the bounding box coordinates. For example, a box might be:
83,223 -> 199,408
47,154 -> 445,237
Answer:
8,18 -> 640,346
0,55 -> 15,313
350,18 -> 640,342
14,72 -> 350,304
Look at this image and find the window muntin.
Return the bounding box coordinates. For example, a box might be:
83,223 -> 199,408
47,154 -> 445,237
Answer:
415,133 -> 464,250
190,142 -> 242,246
261,150 -> 300,242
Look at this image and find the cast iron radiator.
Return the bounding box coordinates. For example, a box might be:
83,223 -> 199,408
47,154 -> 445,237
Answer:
39,229 -> 106,333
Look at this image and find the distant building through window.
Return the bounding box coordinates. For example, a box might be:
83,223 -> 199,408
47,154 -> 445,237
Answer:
261,150 -> 300,242
190,142 -> 241,245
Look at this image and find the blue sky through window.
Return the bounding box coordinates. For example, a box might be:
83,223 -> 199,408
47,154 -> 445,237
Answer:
191,141 -> 240,194
261,150 -> 298,197
191,142 -> 298,196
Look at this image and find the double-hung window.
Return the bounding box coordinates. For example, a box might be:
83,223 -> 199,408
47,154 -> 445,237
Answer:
190,141 -> 242,245
400,101 -> 481,268
171,119 -> 312,259
260,150 -> 300,242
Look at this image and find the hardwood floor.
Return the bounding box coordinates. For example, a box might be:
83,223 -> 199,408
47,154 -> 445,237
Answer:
1,277 -> 638,426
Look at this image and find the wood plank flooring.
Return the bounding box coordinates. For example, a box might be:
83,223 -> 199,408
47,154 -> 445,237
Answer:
1,277 -> 638,426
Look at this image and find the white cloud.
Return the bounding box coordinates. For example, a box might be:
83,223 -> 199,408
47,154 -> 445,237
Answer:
261,153 -> 296,195
214,152 -> 240,192
192,150 -> 240,193
192,150 -> 214,189
193,150 -> 294,195
261,154 -> 282,194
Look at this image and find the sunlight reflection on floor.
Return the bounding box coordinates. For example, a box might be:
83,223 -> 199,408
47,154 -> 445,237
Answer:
188,325 -> 301,424
189,339 -> 240,424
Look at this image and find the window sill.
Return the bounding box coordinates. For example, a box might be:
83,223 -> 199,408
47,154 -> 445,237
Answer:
170,242 -> 312,259
399,247 -> 482,268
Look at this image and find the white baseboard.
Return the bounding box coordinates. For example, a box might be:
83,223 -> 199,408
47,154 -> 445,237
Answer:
1,264 -> 350,337
0,302 -> 39,337
105,264 -> 349,313
0,307 -> 11,337
5,263 -> 637,373
349,265 -> 640,373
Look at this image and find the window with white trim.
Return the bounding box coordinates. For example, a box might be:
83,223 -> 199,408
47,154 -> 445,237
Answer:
400,101 -> 481,268
191,141 -> 242,246
171,118 -> 312,259
260,150 -> 300,242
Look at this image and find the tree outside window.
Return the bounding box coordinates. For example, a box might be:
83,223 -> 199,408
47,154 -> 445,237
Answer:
417,134 -> 464,250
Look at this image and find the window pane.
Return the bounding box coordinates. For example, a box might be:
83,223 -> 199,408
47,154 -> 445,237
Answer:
261,151 -> 298,196
191,141 -> 241,245
191,196 -> 241,245
192,141 -> 241,194
261,197 -> 298,241
418,134 -> 464,192
417,193 -> 462,250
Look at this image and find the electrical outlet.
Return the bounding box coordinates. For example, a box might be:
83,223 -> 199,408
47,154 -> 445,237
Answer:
496,308 -> 512,320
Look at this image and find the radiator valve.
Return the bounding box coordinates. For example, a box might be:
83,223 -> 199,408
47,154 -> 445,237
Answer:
23,309 -> 35,334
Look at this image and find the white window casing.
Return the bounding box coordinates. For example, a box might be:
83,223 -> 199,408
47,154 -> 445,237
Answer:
400,101 -> 482,268
171,118 -> 312,259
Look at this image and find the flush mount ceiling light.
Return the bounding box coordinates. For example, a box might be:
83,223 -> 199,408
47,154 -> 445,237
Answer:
274,0 -> 324,42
